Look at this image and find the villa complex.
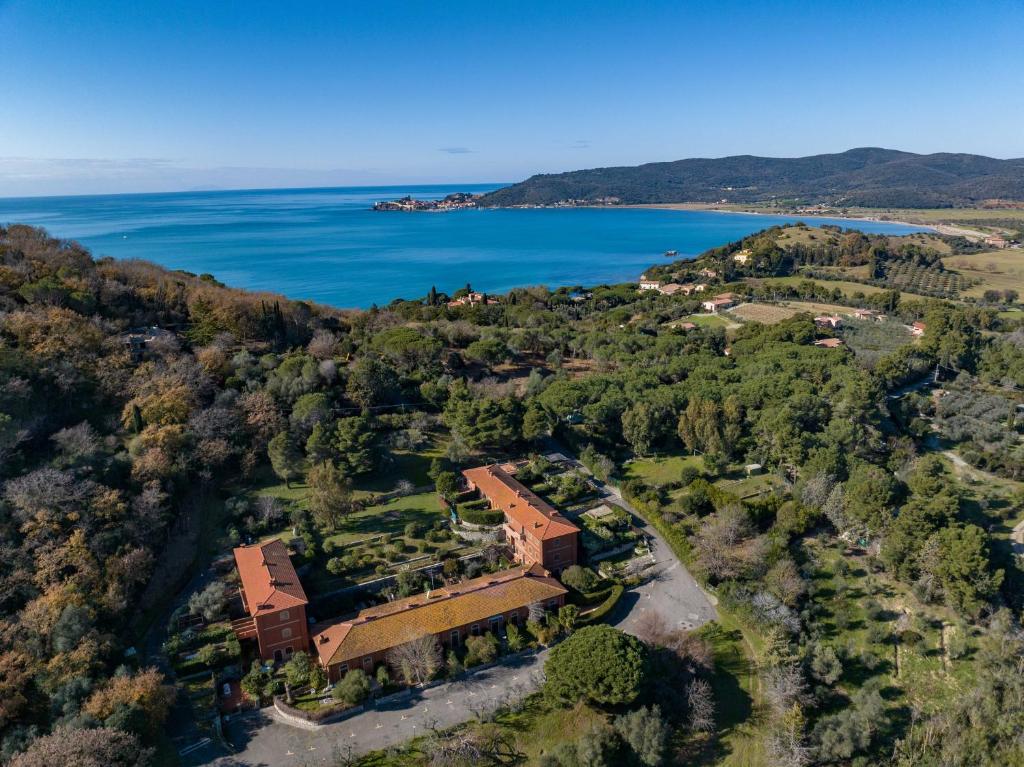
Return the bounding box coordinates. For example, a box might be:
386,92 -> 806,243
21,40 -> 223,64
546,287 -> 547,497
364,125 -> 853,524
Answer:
462,463 -> 580,573
229,461 -> 580,684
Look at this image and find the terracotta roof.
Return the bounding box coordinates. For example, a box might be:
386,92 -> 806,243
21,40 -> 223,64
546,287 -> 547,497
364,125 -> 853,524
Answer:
312,564 -> 567,667
814,337 -> 844,348
233,539 -> 308,615
462,465 -> 579,541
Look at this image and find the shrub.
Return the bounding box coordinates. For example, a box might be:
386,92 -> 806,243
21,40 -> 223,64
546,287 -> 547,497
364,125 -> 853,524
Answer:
900,629 -> 923,646
284,651 -> 313,688
561,565 -> 600,593
578,584 -> 625,626
544,625 -> 646,706
196,644 -> 219,668
188,582 -> 228,622
679,465 -> 703,487
506,622 -> 525,652
332,669 -> 371,706
947,626 -> 969,659
464,633 -> 500,667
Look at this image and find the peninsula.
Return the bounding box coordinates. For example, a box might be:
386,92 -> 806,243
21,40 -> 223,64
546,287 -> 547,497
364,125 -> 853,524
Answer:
372,191 -> 481,211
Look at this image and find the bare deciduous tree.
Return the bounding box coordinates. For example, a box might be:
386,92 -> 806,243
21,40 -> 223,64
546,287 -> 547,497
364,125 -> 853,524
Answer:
386,634 -> 442,686
424,723 -> 519,767
687,678 -> 715,732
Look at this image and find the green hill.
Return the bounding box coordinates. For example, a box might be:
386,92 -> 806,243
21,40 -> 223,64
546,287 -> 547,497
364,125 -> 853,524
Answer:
479,148 -> 1024,208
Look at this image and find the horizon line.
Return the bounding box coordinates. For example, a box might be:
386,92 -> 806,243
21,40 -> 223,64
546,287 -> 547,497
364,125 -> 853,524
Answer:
0,180 -> 510,203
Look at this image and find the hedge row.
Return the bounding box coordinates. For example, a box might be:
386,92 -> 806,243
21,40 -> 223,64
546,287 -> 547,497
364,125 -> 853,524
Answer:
578,584 -> 625,625
458,506 -> 505,526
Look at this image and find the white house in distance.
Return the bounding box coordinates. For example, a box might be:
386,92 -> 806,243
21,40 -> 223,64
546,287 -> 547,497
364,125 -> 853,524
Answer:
733,249 -> 751,265
701,293 -> 737,313
639,277 -> 661,291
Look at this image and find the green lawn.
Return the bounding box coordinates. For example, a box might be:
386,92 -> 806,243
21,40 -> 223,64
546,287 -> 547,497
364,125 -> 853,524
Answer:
715,472 -> 780,499
624,454 -> 704,486
697,612 -> 767,767
321,491 -> 449,547
804,539 -> 976,717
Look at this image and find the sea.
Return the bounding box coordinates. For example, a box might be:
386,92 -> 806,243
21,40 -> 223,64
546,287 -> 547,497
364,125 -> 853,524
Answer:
0,184 -> 930,309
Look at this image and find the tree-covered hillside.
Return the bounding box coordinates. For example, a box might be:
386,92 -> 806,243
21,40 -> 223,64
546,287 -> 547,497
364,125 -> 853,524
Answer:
3,223 -> 1024,766
479,148 -> 1024,208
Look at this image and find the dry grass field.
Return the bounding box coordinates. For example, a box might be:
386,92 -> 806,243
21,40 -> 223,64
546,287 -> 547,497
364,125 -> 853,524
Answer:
729,302 -> 800,324
943,249 -> 1024,298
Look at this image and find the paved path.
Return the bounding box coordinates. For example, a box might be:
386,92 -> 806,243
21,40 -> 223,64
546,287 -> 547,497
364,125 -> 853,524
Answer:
204,651 -> 547,766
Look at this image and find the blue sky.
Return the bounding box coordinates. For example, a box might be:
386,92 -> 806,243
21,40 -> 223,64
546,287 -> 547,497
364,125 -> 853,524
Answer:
1,0 -> 1022,196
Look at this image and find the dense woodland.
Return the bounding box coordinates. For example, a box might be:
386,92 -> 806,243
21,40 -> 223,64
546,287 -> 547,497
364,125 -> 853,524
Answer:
479,148 -> 1024,208
2,223 -> 1024,765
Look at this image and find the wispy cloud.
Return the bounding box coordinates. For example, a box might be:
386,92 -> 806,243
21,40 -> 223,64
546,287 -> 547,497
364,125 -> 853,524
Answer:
437,147 -> 476,155
569,140 -> 591,149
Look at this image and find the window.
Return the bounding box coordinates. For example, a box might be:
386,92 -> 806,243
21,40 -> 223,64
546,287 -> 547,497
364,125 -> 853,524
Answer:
339,663 -> 349,674
508,613 -> 519,626
450,630 -> 460,647
285,646 -> 294,656
280,610 -> 290,622
363,657 -> 373,670
471,624 -> 481,636
281,627 -> 292,639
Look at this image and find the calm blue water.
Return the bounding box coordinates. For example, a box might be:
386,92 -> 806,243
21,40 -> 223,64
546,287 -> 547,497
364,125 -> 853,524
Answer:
0,185 -> 929,308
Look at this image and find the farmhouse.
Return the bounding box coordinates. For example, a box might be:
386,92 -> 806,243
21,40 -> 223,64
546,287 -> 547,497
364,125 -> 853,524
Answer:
657,283 -> 684,296
701,293 -> 736,312
311,564 -> 567,681
853,309 -> 883,321
911,321 -> 927,337
638,279 -> 661,291
231,539 -> 310,663
814,337 -> 844,348
815,315 -> 842,329
732,249 -> 751,264
447,292 -> 498,307
462,463 -> 580,573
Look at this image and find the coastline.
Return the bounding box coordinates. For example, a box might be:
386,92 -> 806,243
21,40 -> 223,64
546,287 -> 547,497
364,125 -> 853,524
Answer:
621,202 -> 934,232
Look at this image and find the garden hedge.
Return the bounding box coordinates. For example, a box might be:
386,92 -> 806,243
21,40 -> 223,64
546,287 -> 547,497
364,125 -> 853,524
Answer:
458,506 -> 505,526
578,584 -> 625,625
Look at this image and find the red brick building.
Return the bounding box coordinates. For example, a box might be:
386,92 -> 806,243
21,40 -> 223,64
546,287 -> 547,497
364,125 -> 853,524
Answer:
312,564 -> 567,681
231,539 -> 310,663
462,464 -> 580,573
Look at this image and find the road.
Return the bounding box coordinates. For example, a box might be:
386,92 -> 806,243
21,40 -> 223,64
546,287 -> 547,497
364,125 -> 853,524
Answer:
197,445 -> 716,765
597,479 -> 718,635
204,652 -> 547,766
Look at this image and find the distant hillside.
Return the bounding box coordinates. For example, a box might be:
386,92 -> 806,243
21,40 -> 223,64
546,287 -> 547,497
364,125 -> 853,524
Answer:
479,148 -> 1024,208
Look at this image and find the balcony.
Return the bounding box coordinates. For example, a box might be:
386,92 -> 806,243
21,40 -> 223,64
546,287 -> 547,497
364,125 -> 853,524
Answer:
231,616 -> 257,640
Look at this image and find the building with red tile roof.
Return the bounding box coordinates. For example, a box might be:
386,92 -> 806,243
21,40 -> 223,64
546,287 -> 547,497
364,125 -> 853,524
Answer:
462,464 -> 579,572
312,564 -> 566,680
231,539 -> 310,663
